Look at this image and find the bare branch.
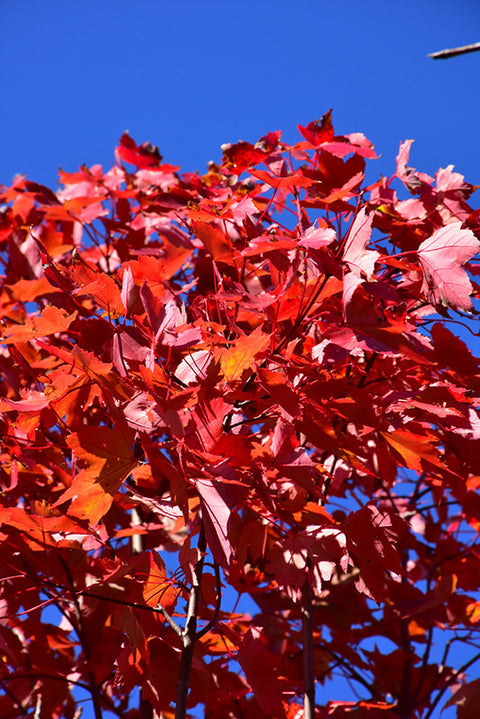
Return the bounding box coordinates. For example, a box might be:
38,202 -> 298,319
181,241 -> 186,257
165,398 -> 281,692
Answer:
175,522 -> 207,719
301,576 -> 315,719
156,604 -> 184,637
428,42 -> 480,59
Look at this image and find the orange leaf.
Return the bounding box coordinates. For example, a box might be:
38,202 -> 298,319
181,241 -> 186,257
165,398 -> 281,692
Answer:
381,430 -> 442,472
0,506 -> 88,548
219,327 -> 270,381
191,219 -> 234,265
54,424 -> 137,524
75,275 -> 124,315
161,235 -> 193,279
37,343 -> 132,401
465,601 -> 480,623
142,550 -> 177,611
125,256 -> 167,297
8,276 -> 53,303
2,305 -> 77,343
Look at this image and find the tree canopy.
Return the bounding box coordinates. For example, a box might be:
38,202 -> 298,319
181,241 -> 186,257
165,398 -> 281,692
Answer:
1,112 -> 480,718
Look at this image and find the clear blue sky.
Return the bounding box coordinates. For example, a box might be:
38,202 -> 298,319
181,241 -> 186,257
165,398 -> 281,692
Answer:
2,1 -> 479,717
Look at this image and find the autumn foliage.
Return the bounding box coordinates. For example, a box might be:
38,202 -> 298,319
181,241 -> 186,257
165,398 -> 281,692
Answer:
1,112 -> 480,718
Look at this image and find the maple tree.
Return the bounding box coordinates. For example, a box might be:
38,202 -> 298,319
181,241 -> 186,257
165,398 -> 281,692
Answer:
1,111 -> 480,719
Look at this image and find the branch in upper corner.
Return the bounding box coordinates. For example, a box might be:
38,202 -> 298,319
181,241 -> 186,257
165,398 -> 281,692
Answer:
428,42 -> 480,59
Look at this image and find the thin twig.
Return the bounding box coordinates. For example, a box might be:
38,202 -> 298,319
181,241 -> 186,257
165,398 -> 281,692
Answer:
320,644 -> 382,698
428,42 -> 480,59
423,650 -> 480,719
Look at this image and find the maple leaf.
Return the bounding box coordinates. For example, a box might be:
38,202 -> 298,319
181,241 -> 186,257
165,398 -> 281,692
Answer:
250,168 -> 313,191
142,550 -> 178,611
345,504 -> 408,600
0,389 -> 50,413
396,139 -> 415,184
417,221 -> 480,309
54,424 -> 137,524
194,475 -> 248,569
1,305 -> 77,343
221,140 -> 269,172
381,429 -> 444,472
268,525 -> 347,599
298,109 -> 334,147
342,207 -> 379,278
235,628 -> 289,715
116,132 -> 163,168
0,506 -> 89,548
191,219 -> 234,266
175,348 -> 212,385
219,326 -> 270,382
298,224 -> 336,250
270,419 -> 316,482
341,207 -> 381,319
257,366 -> 302,421
431,322 -> 480,375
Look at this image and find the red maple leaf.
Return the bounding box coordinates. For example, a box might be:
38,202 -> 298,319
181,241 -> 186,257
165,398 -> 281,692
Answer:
116,132 -> 163,169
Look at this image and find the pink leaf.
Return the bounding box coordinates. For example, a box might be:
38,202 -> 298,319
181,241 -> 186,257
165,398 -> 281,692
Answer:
175,349 -> 212,385
298,225 -> 336,250
322,139 -> 377,159
194,476 -> 247,569
0,390 -> 50,412
343,208 -> 379,277
395,140 -> 415,184
417,221 -> 480,310
123,393 -> 166,432
120,265 -> 137,314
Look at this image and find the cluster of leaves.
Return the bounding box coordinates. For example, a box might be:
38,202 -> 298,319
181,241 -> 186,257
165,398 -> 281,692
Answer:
1,112 -> 480,718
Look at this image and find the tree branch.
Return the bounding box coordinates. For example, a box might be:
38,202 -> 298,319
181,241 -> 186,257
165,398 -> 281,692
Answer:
58,556 -> 103,719
157,603 -> 184,637
428,42 -> 480,59
321,644 -> 382,698
301,576 -> 316,719
175,522 -> 207,719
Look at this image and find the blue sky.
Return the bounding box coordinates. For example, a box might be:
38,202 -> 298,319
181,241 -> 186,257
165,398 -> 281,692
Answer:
2,1 -> 480,717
